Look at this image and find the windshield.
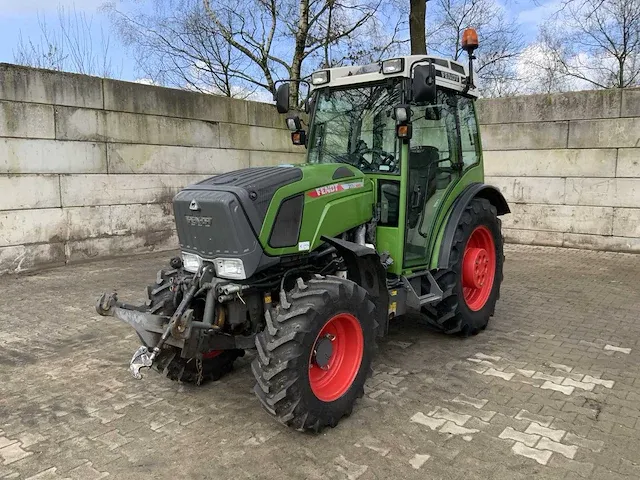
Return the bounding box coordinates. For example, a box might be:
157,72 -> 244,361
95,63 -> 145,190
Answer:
307,80 -> 402,174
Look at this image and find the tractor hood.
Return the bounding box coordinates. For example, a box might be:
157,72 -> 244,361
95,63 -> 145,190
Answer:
173,163 -> 374,278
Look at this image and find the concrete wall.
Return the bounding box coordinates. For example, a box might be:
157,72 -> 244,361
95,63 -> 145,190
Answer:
0,64 -> 304,274
1,63 -> 638,275
478,88 -> 640,254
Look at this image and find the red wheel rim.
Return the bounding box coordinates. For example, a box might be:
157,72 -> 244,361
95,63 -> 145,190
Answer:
202,350 -> 222,359
462,225 -> 496,311
309,313 -> 364,402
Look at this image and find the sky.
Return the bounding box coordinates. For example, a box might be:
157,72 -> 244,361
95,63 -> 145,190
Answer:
0,0 -> 561,83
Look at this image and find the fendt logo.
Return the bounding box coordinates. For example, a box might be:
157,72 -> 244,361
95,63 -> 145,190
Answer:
307,181 -> 365,198
185,216 -> 212,227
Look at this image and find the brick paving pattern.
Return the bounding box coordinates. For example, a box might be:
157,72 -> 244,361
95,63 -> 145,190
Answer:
1,244 -> 639,479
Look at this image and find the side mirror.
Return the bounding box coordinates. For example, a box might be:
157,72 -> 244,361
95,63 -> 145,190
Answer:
412,63 -> 437,104
275,83 -> 290,114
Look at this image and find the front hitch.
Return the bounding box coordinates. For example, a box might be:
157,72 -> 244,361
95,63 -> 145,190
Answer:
95,292 -> 187,378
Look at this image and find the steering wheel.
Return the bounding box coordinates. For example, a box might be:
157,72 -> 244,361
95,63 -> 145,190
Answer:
359,147 -> 395,170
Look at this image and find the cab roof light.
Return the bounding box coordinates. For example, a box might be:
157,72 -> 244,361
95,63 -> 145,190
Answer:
382,58 -> 404,74
311,70 -> 330,85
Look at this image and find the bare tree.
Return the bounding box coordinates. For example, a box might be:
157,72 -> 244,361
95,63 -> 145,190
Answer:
201,0 -> 387,103
13,4 -> 120,78
105,0 -> 404,102
426,0 -> 523,97
410,0 -> 428,54
516,37 -> 576,94
105,1 -> 255,97
538,0 -> 640,89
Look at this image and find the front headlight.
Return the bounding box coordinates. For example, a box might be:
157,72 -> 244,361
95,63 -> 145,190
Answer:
182,252 -> 203,273
214,258 -> 246,280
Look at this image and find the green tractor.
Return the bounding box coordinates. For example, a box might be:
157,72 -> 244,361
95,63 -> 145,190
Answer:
96,29 -> 509,432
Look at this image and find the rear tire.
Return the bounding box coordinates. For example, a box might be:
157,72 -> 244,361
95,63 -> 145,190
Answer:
422,198 -> 504,335
146,268 -> 242,384
252,275 -> 377,432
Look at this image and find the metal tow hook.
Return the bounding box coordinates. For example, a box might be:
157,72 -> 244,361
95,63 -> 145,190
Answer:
129,346 -> 153,379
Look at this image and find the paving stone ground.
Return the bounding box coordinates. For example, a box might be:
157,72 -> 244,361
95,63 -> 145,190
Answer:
1,245 -> 640,479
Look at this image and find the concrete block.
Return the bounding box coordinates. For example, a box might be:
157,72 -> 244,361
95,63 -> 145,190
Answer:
246,100 -> 286,129
60,174 -> 208,207
616,148 -> 640,177
65,230 -> 178,263
568,118 -> 640,148
503,228 -> 564,247
65,204 -> 175,240
0,101 -> 54,139
478,89 -> 621,124
502,204 -> 613,236
562,233 -> 640,253
565,178 -> 640,208
103,79 -> 250,126
105,111 -> 220,148
249,150 -> 306,167
107,144 -> 250,174
0,139 -> 106,174
486,176 -> 565,205
484,149 -> 617,178
0,63 -> 103,108
613,208 -> 640,238
55,108 -> 221,147
481,122 -> 568,151
54,106 -> 105,142
0,208 -> 66,247
0,242 -> 65,275
219,123 -> 298,152
0,175 -> 60,210
621,87 -> 640,117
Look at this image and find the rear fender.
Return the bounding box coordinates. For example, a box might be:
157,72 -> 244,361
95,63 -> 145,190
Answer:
437,183 -> 510,269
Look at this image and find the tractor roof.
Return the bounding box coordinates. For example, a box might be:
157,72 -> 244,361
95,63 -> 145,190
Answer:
310,55 -> 479,98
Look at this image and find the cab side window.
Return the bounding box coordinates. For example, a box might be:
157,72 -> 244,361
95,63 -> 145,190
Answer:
457,96 -> 481,169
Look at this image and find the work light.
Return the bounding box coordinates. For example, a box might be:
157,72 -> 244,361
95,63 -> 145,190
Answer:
311,70 -> 330,85
286,116 -> 302,131
382,58 -> 404,74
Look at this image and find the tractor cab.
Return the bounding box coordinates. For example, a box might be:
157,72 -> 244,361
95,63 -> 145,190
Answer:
274,31 -> 484,276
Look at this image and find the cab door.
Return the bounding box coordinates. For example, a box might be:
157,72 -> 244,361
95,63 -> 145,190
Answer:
403,90 -> 461,269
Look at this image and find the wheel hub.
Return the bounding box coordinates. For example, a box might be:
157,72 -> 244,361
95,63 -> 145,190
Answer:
313,334 -> 335,370
463,247 -> 489,289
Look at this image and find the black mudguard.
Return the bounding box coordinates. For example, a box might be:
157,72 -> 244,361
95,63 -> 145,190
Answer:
437,183 -> 510,269
321,236 -> 390,337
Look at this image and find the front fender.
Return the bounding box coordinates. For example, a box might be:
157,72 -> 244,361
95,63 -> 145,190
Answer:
321,236 -> 390,337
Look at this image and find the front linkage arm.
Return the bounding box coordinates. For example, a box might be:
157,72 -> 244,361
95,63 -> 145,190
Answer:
96,266 -> 217,379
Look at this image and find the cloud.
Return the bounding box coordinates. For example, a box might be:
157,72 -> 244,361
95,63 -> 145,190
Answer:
516,0 -> 563,26
0,0 -> 105,15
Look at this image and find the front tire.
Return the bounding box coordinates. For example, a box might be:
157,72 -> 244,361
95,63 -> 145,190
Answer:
252,276 -> 377,432
146,268 -> 242,384
422,198 -> 504,335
